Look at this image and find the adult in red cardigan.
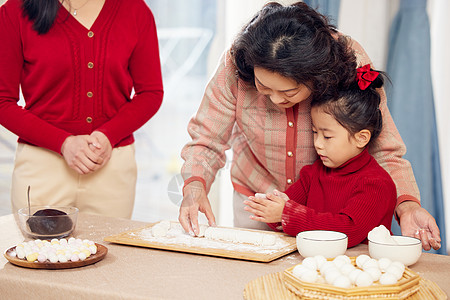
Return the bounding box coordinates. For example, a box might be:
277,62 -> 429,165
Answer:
245,67 -> 396,247
0,0 -> 163,217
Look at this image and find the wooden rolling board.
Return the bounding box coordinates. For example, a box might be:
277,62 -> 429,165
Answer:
103,222 -> 297,262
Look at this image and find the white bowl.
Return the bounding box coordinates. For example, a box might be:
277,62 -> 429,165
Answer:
368,235 -> 422,266
296,230 -> 348,259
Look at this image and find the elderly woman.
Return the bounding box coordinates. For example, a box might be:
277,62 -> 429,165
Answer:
178,2 -> 440,250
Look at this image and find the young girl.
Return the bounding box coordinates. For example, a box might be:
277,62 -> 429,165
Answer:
245,65 -> 397,247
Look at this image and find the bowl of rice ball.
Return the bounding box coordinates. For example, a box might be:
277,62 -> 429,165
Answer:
17,206 -> 78,239
368,225 -> 422,266
296,230 -> 348,259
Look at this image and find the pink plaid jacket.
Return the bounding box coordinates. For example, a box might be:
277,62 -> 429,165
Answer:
181,39 -> 420,207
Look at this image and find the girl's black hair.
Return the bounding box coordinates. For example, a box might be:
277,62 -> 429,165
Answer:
230,1 -> 357,102
312,68 -> 386,146
22,0 -> 62,34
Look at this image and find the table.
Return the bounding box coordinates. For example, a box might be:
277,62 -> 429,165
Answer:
1,213 -> 449,299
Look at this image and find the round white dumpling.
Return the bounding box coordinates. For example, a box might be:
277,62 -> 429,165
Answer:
385,265 -> 404,280
300,269 -> 319,283
333,258 -> 346,269
356,254 -> 371,268
348,269 -> 363,284
325,269 -> 342,285
333,276 -> 352,288
319,261 -> 336,274
362,258 -> 379,270
292,264 -> 310,279
334,255 -> 351,265
355,272 -> 374,287
314,255 -> 327,270
365,267 -> 382,281
340,263 -> 355,275
302,257 -> 318,270
152,223 -> 169,237
196,224 -> 209,237
391,261 -> 405,273
377,257 -> 392,272
379,272 -> 398,285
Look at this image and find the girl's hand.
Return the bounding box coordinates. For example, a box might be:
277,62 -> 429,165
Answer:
244,191 -> 287,223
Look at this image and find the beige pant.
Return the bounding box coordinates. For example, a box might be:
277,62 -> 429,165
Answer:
11,143 -> 137,218
233,191 -> 271,231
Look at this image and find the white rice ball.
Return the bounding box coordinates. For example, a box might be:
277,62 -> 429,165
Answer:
319,261 -> 336,274
391,261 -> 405,273
340,263 -> 355,275
365,267 -> 382,281
300,269 -> 319,283
377,257 -> 392,272
362,258 -> 379,270
333,276 -> 352,288
325,269 -> 342,285
355,272 -> 374,287
356,254 -> 370,268
302,257 -> 318,270
314,255 -> 327,270
334,255 -> 351,265
385,265 -> 404,281
292,264 -> 310,279
348,269 -> 363,284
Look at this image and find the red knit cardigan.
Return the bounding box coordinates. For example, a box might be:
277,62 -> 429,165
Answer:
269,149 -> 397,248
0,0 -> 163,154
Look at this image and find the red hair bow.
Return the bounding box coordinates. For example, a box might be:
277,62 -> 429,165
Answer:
356,64 -> 379,90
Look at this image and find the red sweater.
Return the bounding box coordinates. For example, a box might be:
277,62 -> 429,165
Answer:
0,0 -> 163,154
270,149 -> 397,248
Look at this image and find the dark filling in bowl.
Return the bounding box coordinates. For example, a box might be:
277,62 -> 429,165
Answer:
26,209 -> 73,235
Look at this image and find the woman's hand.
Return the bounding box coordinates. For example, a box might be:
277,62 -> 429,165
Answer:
61,135 -> 103,174
244,189 -> 287,223
179,181 -> 216,236
397,201 -> 441,250
89,131 -> 112,168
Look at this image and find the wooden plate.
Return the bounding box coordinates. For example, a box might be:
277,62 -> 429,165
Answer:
3,243 -> 107,269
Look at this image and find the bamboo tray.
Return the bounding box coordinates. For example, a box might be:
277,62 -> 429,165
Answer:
104,222 -> 297,262
243,271 -> 447,300
283,258 -> 420,299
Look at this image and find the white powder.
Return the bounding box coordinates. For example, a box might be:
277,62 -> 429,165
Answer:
132,223 -> 290,255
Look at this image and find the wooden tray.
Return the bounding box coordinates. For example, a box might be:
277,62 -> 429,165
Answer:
104,222 -> 297,262
243,271 -> 447,300
3,243 -> 108,269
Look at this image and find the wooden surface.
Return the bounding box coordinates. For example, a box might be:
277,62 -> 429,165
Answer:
0,213 -> 449,300
103,222 -> 297,262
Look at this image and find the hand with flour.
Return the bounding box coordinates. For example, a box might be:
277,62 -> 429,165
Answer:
244,190 -> 289,223
179,181 -> 216,236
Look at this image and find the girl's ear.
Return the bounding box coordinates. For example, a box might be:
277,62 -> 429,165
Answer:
354,129 -> 371,148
